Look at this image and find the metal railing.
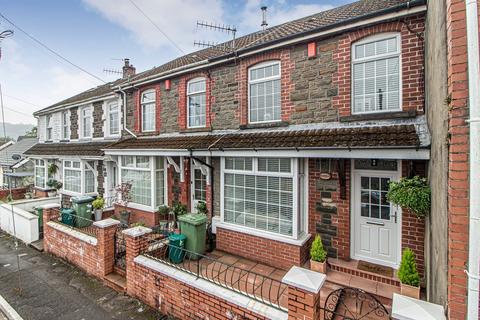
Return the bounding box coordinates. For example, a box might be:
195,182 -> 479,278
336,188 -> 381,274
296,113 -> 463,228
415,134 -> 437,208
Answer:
103,196 -> 117,209
52,208 -> 98,238
143,240 -> 288,311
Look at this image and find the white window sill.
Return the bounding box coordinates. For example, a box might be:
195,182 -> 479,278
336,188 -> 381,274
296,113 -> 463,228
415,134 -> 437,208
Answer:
118,202 -> 155,213
60,190 -> 97,198
216,221 -> 311,247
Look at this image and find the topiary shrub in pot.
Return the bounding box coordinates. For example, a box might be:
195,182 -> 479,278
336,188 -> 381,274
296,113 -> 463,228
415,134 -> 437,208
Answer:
398,248 -> 421,299
310,235 -> 328,273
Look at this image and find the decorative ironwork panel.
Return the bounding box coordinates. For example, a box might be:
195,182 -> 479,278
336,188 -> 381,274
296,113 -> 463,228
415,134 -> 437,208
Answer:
114,226 -> 127,270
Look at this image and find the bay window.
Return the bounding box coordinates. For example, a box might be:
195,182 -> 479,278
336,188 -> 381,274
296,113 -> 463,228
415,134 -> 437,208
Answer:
352,33 -> 401,114
34,159 -> 47,188
141,90 -> 156,132
248,61 -> 281,123
119,156 -> 166,209
187,78 -> 206,128
222,157 -> 305,239
63,160 -> 97,194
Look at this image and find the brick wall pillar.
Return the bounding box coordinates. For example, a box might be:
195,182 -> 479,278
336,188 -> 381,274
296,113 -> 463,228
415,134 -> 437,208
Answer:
123,226 -> 152,297
282,266 -> 325,320
93,218 -> 121,276
41,203 -> 61,253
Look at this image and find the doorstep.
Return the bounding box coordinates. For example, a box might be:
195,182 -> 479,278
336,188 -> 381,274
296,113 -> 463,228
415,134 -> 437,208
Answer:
328,258 -> 401,287
28,239 -> 44,252
104,272 -> 126,293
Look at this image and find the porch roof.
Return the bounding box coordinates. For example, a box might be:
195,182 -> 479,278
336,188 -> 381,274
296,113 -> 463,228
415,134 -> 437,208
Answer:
24,141 -> 115,157
105,123 -> 424,152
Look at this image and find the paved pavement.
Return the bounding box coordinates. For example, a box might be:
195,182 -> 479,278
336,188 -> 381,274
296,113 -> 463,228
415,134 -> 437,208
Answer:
0,232 -> 162,320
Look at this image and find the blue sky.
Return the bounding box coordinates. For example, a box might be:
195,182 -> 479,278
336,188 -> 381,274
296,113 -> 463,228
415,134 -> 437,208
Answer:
0,0 -> 352,125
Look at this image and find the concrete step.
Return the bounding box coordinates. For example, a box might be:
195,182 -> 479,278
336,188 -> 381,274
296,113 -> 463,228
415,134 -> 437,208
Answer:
29,239 -> 44,252
104,273 -> 126,293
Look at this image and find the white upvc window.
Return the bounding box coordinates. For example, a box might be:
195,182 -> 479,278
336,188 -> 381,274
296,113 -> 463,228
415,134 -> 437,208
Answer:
248,61 -> 281,123
34,159 -> 47,189
221,157 -> 305,239
106,101 -> 120,136
63,160 -> 97,195
187,78 -> 206,128
141,90 -> 156,132
119,155 -> 166,209
62,111 -> 69,140
46,115 -> 53,140
352,33 -> 401,114
80,106 -> 93,138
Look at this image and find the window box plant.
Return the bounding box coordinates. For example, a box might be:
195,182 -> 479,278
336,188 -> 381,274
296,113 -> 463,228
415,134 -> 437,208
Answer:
46,179 -> 62,197
398,248 -> 421,299
310,235 -> 327,273
92,197 -> 105,221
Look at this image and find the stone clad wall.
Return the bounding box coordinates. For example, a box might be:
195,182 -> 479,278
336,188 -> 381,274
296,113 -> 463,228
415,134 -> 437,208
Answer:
92,101 -> 104,138
69,107 -> 79,140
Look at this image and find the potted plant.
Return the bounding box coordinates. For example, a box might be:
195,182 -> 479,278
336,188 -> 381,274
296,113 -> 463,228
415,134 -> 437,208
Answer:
398,248 -> 421,299
92,197 -> 105,221
115,182 -> 132,227
48,163 -> 58,177
46,179 -> 62,197
196,202 -> 208,215
157,205 -> 170,218
310,235 -> 327,273
387,176 -> 431,218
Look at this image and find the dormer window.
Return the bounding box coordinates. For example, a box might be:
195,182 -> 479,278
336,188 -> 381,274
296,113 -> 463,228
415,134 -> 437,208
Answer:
46,115 -> 52,140
141,90 -> 156,132
187,78 -> 206,128
352,33 -> 401,114
248,61 -> 281,123
80,106 -> 92,138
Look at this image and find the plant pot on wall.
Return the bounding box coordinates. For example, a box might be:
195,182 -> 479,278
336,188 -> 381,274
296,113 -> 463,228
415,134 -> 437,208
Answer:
94,209 -> 103,221
310,259 -> 327,273
47,189 -> 57,197
400,283 -> 420,299
119,210 -> 130,227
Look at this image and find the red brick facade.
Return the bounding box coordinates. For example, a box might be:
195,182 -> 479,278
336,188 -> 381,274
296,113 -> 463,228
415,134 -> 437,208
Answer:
0,187 -> 27,201
333,15 -> 425,117
446,1 -> 471,319
114,204 -> 158,227
216,227 -> 310,270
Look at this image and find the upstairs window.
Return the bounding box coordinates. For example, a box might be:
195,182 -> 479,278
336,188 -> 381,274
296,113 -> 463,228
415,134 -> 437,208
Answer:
46,115 -> 52,140
187,78 -> 206,128
80,106 -> 92,138
107,101 -> 120,136
352,34 -> 401,114
248,61 -> 281,123
141,90 -> 155,132
62,111 -> 69,140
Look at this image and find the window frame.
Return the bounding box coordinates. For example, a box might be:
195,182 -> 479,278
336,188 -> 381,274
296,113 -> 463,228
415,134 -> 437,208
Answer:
62,111 -> 69,140
34,159 -> 47,189
186,77 -> 207,128
79,105 -> 93,139
62,159 -> 97,196
351,33 -> 402,115
106,100 -> 120,137
220,157 -> 305,240
45,115 -> 53,141
140,89 -> 156,132
247,60 -> 282,124
118,155 -> 167,211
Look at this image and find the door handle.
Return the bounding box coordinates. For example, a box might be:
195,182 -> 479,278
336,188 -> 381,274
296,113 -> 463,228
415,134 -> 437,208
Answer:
392,210 -> 398,223
366,221 -> 385,226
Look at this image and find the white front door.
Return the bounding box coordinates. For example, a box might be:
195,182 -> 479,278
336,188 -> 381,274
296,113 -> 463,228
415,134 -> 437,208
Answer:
353,170 -> 401,267
191,164 -> 207,213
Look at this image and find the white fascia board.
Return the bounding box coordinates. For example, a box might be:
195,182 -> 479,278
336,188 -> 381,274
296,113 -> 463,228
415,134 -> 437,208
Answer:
125,5 -> 426,88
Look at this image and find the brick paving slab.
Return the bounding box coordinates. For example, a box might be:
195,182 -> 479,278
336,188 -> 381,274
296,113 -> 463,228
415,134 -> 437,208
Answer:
0,232 -> 161,320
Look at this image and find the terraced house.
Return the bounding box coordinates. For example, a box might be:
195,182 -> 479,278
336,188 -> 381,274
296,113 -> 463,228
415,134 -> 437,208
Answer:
24,0 -> 480,319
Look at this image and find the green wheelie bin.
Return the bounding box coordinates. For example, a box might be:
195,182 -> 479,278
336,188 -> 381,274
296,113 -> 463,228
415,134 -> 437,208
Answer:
168,233 -> 186,264
61,208 -> 76,226
178,214 -> 207,260
72,196 -> 94,228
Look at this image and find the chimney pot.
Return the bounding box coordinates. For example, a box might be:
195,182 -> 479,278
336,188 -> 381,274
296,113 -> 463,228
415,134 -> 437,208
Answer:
122,58 -> 136,79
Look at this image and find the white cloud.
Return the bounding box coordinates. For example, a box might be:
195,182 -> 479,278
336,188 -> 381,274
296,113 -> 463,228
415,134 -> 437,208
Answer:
82,0 -> 227,53
238,0 -> 334,34
47,66 -> 101,102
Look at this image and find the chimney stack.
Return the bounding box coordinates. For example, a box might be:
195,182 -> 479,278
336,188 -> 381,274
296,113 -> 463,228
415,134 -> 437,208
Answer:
122,58 -> 136,79
261,6 -> 268,30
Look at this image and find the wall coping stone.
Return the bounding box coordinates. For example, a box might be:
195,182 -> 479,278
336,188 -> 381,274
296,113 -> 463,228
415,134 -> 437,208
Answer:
47,221 -> 97,245
93,218 -> 121,229
282,266 -> 326,294
134,255 -> 288,320
391,293 -> 446,320
40,203 -> 61,209
122,226 -> 152,237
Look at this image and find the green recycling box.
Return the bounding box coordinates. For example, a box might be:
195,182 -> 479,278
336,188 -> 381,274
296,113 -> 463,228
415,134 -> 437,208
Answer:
72,196 -> 94,228
178,213 -> 207,260
61,208 -> 76,227
168,233 -> 186,264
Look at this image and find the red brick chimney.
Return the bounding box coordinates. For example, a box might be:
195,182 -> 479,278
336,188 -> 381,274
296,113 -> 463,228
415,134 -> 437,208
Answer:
122,58 -> 136,79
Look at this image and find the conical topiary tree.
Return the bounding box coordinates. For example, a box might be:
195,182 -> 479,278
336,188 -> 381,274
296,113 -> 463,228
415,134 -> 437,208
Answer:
397,248 -> 420,287
310,235 -> 327,262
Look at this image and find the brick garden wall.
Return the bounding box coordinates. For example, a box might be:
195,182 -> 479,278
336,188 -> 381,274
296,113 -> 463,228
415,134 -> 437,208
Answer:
216,227 -> 309,270
0,187 -> 27,201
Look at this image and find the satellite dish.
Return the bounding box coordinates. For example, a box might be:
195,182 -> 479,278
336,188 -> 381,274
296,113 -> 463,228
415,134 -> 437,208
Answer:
11,154 -> 22,161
